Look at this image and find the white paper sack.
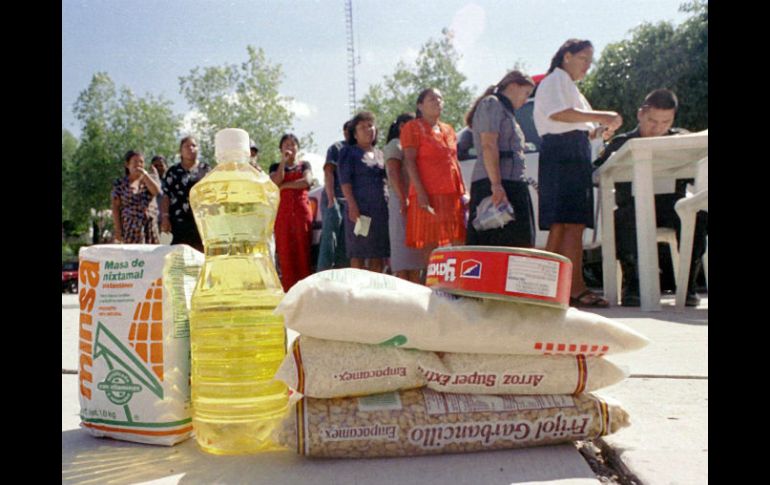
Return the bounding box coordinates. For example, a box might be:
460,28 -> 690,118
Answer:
276,269 -> 650,356
77,244 -> 204,446
276,336 -> 628,398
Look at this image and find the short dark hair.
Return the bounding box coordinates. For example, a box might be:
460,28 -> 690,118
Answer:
346,111 -> 378,147
179,136 -> 196,151
415,88 -> 441,118
386,113 -> 416,143
641,89 -> 678,111
151,155 -> 166,165
547,39 -> 593,74
465,70 -> 535,128
123,150 -> 144,175
279,133 -> 300,150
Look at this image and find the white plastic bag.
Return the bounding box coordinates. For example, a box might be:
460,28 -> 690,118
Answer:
276,269 -> 649,356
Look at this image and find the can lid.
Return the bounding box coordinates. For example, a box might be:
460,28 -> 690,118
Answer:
443,245 -> 573,265
215,128 -> 250,162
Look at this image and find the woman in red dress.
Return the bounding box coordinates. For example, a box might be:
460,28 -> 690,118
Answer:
401,88 -> 467,264
269,134 -> 314,292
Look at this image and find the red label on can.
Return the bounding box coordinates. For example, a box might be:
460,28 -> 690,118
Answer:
426,247 -> 572,309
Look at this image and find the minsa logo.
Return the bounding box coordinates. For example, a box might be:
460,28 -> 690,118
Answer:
460,259 -> 482,279
427,258 -> 456,282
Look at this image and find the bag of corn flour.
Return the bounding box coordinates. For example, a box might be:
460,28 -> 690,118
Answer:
77,244 -> 203,446
277,336 -> 627,398
276,269 -> 649,356
275,388 -> 629,458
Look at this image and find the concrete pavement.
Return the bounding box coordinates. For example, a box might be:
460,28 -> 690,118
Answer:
62,292 -> 708,484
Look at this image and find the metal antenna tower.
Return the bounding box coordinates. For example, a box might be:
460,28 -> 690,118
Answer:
344,0 -> 357,115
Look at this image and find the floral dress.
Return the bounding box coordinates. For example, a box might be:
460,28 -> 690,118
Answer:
111,176 -> 159,244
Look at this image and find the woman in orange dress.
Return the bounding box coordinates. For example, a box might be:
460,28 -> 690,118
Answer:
400,88 -> 467,263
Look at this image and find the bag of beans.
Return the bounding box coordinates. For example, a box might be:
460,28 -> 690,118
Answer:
275,388 -> 629,458
276,269 -> 649,356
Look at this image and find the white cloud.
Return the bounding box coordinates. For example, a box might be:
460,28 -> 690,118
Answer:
449,3 -> 487,60
180,110 -> 208,137
399,47 -> 419,65
283,99 -> 318,120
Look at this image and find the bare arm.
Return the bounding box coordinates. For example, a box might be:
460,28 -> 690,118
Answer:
479,132 -> 509,206
550,108 -> 623,138
403,147 -> 430,209
111,196 -> 123,242
270,159 -> 286,185
160,194 -> 171,233
341,183 -> 359,222
140,168 -> 161,196
323,164 -> 336,208
385,158 -> 408,208
279,163 -> 313,190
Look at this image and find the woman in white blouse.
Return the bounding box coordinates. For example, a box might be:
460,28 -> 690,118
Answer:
534,39 -> 622,307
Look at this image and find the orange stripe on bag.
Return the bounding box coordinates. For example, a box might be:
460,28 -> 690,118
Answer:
573,355 -> 587,395
292,338 -> 305,395
82,422 -> 192,437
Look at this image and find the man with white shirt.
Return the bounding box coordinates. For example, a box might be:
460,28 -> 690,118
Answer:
594,89 -> 707,307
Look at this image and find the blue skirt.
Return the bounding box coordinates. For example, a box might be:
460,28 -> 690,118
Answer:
538,130 -> 594,229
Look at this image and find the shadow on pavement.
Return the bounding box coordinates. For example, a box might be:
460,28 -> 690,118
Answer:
62,428 -> 599,485
590,305 -> 708,326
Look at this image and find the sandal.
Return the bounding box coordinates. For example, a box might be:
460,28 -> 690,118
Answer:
570,289 -> 609,308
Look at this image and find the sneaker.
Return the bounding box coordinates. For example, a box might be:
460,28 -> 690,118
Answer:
685,292 -> 700,307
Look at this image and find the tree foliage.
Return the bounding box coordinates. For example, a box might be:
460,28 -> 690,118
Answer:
582,1 -> 707,132
360,29 -> 475,132
179,46 -> 311,168
64,72 -> 180,235
61,129 -> 78,221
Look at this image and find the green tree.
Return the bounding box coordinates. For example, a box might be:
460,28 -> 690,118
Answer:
582,1 -> 707,132
360,29 -> 475,131
179,46 -> 311,169
64,72 -> 181,240
61,129 -> 78,220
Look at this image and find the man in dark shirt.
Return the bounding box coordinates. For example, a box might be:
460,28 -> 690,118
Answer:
316,120 -> 352,270
594,89 -> 707,307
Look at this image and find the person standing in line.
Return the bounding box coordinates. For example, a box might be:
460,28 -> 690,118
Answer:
338,111 -> 390,273
400,88 -> 467,265
160,136 -> 212,252
384,112 -> 427,283
464,70 -> 537,248
316,120 -> 352,271
534,39 -> 622,308
112,150 -> 162,244
150,155 -> 167,234
249,139 -> 263,172
594,88 -> 707,307
269,133 -> 314,292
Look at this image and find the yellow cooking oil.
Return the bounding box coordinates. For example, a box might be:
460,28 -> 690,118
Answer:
189,128 -> 288,454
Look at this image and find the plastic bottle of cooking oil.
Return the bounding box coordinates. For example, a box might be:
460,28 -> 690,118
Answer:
188,128 -> 288,455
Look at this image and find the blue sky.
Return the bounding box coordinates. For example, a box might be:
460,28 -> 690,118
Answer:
62,0 -> 691,156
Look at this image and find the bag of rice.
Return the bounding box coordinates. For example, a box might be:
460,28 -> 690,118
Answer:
421,352 -> 627,395
77,244 -> 203,446
275,388 -> 629,458
276,269 -> 649,356
276,336 -> 439,398
277,336 -> 628,398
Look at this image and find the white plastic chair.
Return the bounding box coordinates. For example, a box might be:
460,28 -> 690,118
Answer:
615,228 -> 679,303
674,156 -> 708,309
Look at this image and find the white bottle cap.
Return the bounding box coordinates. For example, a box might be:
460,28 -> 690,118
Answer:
215,128 -> 250,162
